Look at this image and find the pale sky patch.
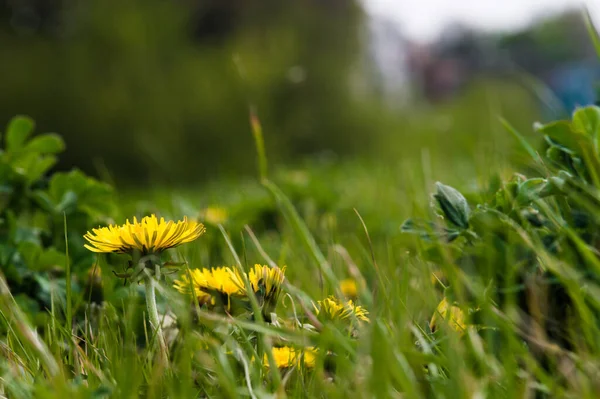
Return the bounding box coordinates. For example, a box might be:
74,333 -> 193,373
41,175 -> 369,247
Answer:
364,0 -> 600,42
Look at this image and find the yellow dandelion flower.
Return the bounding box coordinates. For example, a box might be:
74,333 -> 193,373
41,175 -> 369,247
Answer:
430,297 -> 466,335
173,273 -> 213,306
339,278 -> 358,298
264,346 -> 317,369
83,214 -> 205,255
248,264 -> 286,300
315,296 -> 369,323
200,207 -> 228,226
174,267 -> 245,297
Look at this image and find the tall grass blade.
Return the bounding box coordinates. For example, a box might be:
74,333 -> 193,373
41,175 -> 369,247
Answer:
63,213 -> 72,366
0,273 -> 61,377
584,8 -> 600,59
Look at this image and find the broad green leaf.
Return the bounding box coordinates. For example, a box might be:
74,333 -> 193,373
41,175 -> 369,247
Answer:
38,248 -> 67,270
30,190 -> 56,213
25,156 -> 57,185
573,106 -> 600,142
541,120 -> 600,187
5,115 -> 35,152
552,172 -> 600,221
78,182 -> 114,215
56,191 -> 79,214
434,182 -> 470,229
469,210 -> 506,236
48,170 -> 88,200
14,225 -> 42,245
540,121 -> 584,155
23,134 -> 65,155
48,169 -> 114,216
546,145 -> 572,171
9,150 -> 57,186
17,241 -> 42,270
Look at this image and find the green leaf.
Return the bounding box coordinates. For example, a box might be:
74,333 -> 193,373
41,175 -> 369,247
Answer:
573,106 -> 600,141
541,119 -> 600,187
540,121 -> 584,155
546,145 -> 571,170
468,209 -> 510,237
551,171 -> 600,220
401,218 -> 460,242
55,191 -> 79,214
48,170 -> 88,200
584,7 -> 600,59
516,178 -> 548,205
9,151 -> 57,186
26,156 -> 57,185
5,115 -> 35,152
30,190 -> 56,213
23,134 -> 65,155
17,241 -> 42,270
14,224 -> 42,245
48,169 -> 114,216
38,248 -> 67,270
434,182 -> 470,229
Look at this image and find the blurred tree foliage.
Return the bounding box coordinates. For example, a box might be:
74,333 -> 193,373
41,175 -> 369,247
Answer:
498,10 -> 597,75
0,0 -> 370,184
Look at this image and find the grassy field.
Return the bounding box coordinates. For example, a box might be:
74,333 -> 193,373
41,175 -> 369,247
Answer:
5,76 -> 600,399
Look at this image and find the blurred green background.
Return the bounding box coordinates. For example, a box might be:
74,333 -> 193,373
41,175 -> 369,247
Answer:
0,0 -> 376,184
2,0 -> 579,187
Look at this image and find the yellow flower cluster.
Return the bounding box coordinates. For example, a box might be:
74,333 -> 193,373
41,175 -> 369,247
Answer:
339,278 -> 358,298
84,214 -> 205,255
83,214 -> 373,373
174,267 -> 244,298
315,296 -> 370,323
264,346 -> 317,369
430,297 -> 467,335
173,265 -> 286,309
248,264 -> 286,301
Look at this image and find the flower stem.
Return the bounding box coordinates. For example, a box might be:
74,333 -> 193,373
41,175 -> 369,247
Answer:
144,275 -> 168,366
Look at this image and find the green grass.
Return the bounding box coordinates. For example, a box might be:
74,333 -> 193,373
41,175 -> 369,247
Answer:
6,78 -> 600,398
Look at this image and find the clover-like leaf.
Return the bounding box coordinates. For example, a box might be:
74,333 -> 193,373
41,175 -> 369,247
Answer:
5,115 -> 35,152
434,182 -> 470,229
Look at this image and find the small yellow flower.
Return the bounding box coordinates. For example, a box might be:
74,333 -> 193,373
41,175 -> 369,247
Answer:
264,346 -> 317,369
339,278 -> 358,298
173,272 -> 213,306
84,214 -> 205,255
315,296 -> 369,323
248,264 -> 285,300
430,297 -> 466,335
200,207 -> 228,226
174,267 -> 245,298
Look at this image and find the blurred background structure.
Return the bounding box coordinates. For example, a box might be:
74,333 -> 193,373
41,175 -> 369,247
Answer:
0,0 -> 599,185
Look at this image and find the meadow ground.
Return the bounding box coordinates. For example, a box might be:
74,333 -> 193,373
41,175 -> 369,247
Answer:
4,77 -> 600,398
